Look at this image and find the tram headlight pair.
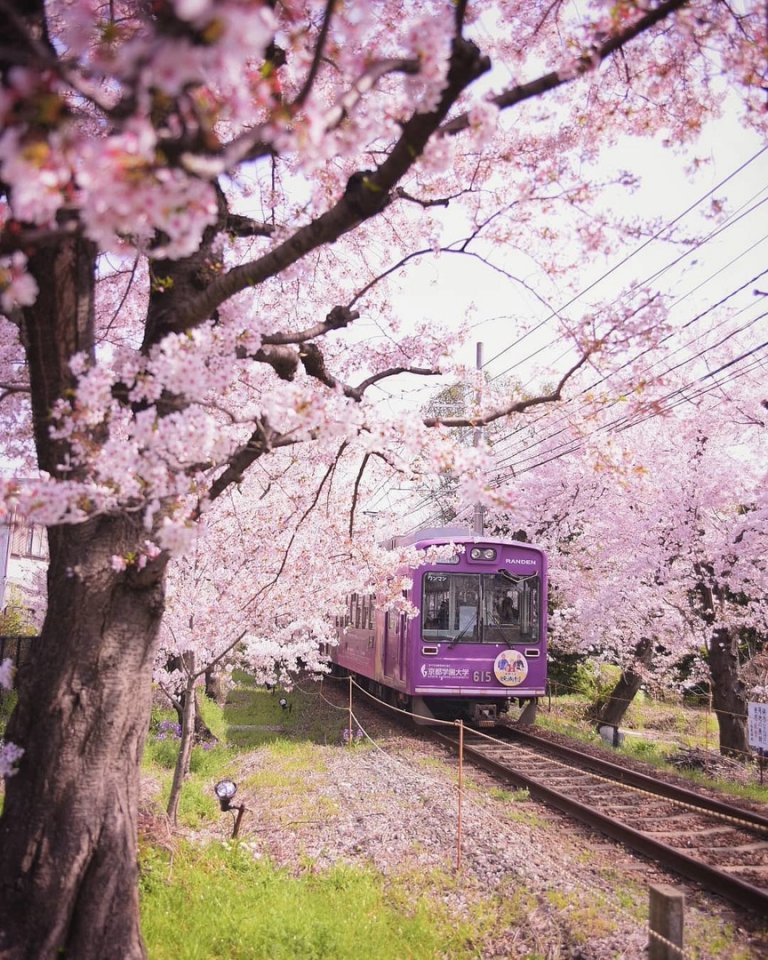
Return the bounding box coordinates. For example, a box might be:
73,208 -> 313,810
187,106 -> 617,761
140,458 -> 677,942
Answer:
470,547 -> 496,561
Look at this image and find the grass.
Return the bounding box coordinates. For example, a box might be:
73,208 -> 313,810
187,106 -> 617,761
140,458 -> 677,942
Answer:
140,841 -> 481,960
538,694 -> 768,805
139,679 -> 533,959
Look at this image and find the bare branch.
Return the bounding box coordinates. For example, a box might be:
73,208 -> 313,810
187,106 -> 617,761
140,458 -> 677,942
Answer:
262,305 -> 359,346
206,419 -> 274,504
349,366 -> 441,401
349,453 -> 370,538
225,214 -> 277,239
292,0 -> 336,109
392,187 -> 453,209
423,351 -> 592,428
0,382 -> 31,400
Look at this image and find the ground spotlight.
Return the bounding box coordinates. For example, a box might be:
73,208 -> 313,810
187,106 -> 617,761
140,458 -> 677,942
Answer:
213,780 -> 247,838
214,779 -> 238,811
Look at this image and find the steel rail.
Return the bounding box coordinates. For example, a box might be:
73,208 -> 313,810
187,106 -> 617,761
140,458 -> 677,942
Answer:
432,729 -> 768,915
507,726 -> 768,832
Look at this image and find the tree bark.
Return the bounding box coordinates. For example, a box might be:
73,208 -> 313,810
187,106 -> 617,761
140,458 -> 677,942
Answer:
167,656 -> 197,825
707,625 -> 750,760
592,636 -> 654,729
0,517 -> 167,960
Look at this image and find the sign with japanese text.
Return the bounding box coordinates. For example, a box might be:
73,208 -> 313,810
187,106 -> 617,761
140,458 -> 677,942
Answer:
747,702 -> 768,750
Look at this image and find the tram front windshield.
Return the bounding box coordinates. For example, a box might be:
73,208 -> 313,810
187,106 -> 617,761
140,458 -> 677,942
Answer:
422,571 -> 540,644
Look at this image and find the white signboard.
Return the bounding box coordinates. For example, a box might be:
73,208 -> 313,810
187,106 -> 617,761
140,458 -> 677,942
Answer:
747,702 -> 768,751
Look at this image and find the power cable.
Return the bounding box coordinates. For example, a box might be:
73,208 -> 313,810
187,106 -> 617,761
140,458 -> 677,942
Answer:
481,143 -> 768,373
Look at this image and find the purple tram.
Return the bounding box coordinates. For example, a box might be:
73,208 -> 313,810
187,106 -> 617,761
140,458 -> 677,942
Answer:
332,526 -> 547,726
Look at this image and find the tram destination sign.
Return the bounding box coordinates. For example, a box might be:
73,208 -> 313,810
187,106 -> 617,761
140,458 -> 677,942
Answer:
747,701 -> 768,751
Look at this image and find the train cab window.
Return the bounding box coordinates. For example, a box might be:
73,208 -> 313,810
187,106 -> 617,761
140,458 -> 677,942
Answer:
422,573 -> 480,642
422,571 -> 540,644
483,573 -> 540,644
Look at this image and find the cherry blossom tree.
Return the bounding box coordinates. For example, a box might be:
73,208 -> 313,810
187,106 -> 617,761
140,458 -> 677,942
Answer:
157,457 -> 463,821
0,0 -> 765,955
488,369 -> 768,753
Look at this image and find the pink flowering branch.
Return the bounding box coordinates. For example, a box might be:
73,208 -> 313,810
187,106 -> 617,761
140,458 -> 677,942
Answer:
175,36 -> 490,328
441,0 -> 691,136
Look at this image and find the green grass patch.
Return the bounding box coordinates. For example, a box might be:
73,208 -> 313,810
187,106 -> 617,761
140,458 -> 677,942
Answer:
541,695 -> 768,805
0,689 -> 17,729
140,841 -> 478,960
489,786 -> 530,803
224,682 -> 348,748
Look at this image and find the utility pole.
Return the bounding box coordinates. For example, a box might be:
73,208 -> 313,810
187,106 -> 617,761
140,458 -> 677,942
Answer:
472,341 -> 485,537
0,518 -> 11,611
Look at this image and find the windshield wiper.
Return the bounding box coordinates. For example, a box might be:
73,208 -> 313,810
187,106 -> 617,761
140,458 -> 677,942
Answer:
447,617 -> 477,647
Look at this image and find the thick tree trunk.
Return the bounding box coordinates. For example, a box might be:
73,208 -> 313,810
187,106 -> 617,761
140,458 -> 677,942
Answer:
707,626 -> 750,759
0,517 -> 167,960
592,636 -> 654,729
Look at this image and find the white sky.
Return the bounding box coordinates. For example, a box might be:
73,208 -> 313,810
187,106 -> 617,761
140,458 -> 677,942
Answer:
392,123 -> 766,385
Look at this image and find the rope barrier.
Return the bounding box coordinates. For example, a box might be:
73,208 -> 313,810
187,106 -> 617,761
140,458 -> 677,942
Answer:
280,676 -> 744,960
324,678 -> 693,956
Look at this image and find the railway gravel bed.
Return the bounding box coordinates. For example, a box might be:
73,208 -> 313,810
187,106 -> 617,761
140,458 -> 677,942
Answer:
172,685 -> 768,960
435,726 -> 768,912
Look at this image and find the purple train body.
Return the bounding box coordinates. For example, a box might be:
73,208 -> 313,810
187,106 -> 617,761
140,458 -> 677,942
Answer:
332,526 -> 547,725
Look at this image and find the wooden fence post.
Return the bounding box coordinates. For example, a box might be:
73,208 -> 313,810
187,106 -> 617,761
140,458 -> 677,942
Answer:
649,885 -> 685,960
456,719 -> 464,872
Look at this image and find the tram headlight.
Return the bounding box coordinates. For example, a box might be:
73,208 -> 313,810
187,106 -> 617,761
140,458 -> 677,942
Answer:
470,547 -> 497,560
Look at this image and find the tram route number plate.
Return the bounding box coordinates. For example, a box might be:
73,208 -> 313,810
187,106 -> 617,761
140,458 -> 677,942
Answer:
747,702 -> 768,751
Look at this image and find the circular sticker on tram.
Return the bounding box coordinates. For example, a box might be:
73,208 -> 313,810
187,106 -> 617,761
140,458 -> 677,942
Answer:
493,650 -> 528,687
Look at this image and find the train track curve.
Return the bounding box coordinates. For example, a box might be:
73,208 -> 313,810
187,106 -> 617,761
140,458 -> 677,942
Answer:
431,724 -> 768,914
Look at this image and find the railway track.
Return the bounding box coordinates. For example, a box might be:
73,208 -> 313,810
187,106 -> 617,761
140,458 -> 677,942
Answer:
432,724 -> 768,914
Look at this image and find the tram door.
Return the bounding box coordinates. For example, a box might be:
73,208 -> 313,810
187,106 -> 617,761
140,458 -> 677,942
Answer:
383,612 -> 406,685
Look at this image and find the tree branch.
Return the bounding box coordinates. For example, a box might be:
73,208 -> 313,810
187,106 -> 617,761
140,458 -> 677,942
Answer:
261,305 -> 359,346
349,453 -> 370,538
423,350 -> 592,428
348,366 -> 441,401
174,36 -> 490,328
292,0 -> 336,109
440,0 -> 690,136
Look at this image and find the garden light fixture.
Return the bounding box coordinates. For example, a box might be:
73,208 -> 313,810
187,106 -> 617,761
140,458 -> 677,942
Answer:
214,779 -> 237,811
213,779 -> 247,838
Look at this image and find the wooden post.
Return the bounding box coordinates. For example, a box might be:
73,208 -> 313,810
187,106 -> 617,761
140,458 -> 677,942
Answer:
649,885 -> 684,960
456,719 -> 464,872
348,675 -> 353,746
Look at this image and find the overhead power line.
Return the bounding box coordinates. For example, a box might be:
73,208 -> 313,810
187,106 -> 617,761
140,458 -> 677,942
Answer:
482,143 -> 768,375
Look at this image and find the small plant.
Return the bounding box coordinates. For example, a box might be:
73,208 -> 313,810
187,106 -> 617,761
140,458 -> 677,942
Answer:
489,786 -> 530,802
341,725 -> 364,745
